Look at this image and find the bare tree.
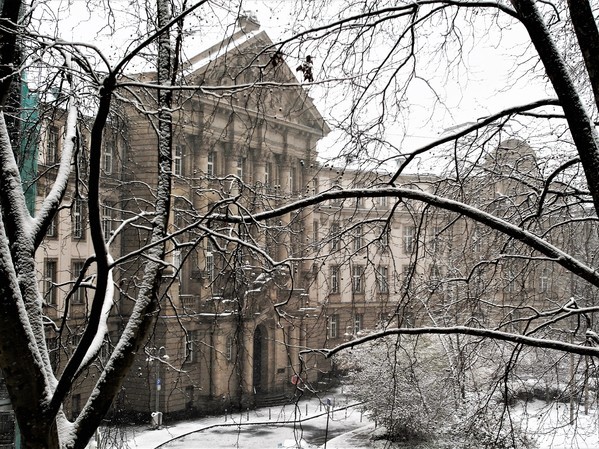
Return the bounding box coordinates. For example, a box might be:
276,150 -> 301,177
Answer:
3,0 -> 599,448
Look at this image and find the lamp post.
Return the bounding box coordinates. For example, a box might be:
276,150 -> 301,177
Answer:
147,346 -> 169,429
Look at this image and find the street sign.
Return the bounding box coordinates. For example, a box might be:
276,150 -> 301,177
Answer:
156,378 -> 161,391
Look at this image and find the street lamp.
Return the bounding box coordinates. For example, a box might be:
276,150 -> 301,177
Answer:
146,346 -> 169,429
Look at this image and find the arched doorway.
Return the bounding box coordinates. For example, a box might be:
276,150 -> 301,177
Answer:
252,325 -> 268,393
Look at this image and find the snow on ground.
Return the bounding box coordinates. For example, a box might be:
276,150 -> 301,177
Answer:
123,394 -> 599,449
125,391 -> 372,449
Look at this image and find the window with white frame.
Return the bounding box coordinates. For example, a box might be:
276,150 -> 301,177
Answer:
377,266 -> 389,293
353,313 -> 363,335
376,195 -> 388,208
205,250 -> 214,282
71,260 -> 86,304
174,145 -> 183,176
264,161 -> 271,185
328,314 -> 339,339
353,225 -> 363,252
539,268 -> 549,293
352,265 -> 365,293
185,330 -> 198,363
172,250 -> 181,273
237,156 -> 244,179
330,222 -> 341,251
46,125 -> 59,164
72,199 -> 84,239
103,141 -> 114,174
379,225 -> 390,248
330,265 -> 340,293
47,214 -> 57,238
43,259 -> 57,305
207,151 -> 215,176
102,206 -> 112,242
403,225 -> 415,253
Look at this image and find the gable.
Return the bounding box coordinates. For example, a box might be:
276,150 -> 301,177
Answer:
185,28 -> 329,138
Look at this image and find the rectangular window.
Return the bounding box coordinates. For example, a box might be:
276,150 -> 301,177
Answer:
353,225 -> 363,252
46,125 -> 59,164
174,145 -> 183,176
102,206 -> 112,242
377,195 -> 388,209
43,259 -> 57,305
71,394 -> 81,420
403,225 -> 415,254
47,215 -> 58,238
328,314 -> 339,339
312,220 -> 319,243
237,156 -> 244,179
205,251 -> 214,282
172,250 -> 181,272
73,199 -> 84,239
185,330 -> 198,363
207,152 -> 215,176
352,265 -> 364,293
71,260 -> 86,304
264,162 -> 271,185
379,225 -> 390,248
330,266 -> 340,293
103,141 -> 113,174
330,222 -> 340,251
539,268 -> 549,293
355,184 -> 364,208
377,266 -> 389,293
353,313 -> 363,335
289,167 -> 296,192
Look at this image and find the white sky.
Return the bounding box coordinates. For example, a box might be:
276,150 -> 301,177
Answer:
33,0 -> 556,170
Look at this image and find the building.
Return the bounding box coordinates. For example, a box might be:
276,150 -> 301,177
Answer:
26,15 -> 596,424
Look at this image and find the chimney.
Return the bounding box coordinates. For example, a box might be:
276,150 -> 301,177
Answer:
238,11 -> 260,32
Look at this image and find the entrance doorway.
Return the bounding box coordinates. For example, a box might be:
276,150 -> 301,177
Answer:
252,325 -> 268,393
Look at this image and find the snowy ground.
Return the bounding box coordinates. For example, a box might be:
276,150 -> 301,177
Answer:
120,394 -> 599,449
124,392 -> 373,449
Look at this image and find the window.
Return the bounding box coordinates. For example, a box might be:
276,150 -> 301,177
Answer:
377,266 -> 389,293
172,250 -> 181,272
353,225 -> 363,252
43,259 -> 57,305
377,195 -> 388,209
47,214 -> 58,238
312,177 -> 319,194
403,225 -> 415,253
185,330 -> 198,363
225,335 -> 233,361
507,268 -> 516,293
353,314 -> 363,335
289,167 -> 296,192
379,225 -> 390,248
207,152 -> 215,176
312,220 -> 319,243
330,222 -> 341,251
352,265 -> 364,293
102,206 -> 112,242
174,145 -> 183,176
71,260 -> 86,304
46,125 -> 59,164
72,199 -> 84,239
355,184 -> 364,208
539,268 -> 549,293
71,394 -> 81,420
103,141 -> 114,174
330,266 -> 340,293
237,156 -> 245,179
328,314 -> 339,339
205,250 -> 214,282
264,162 -> 271,185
